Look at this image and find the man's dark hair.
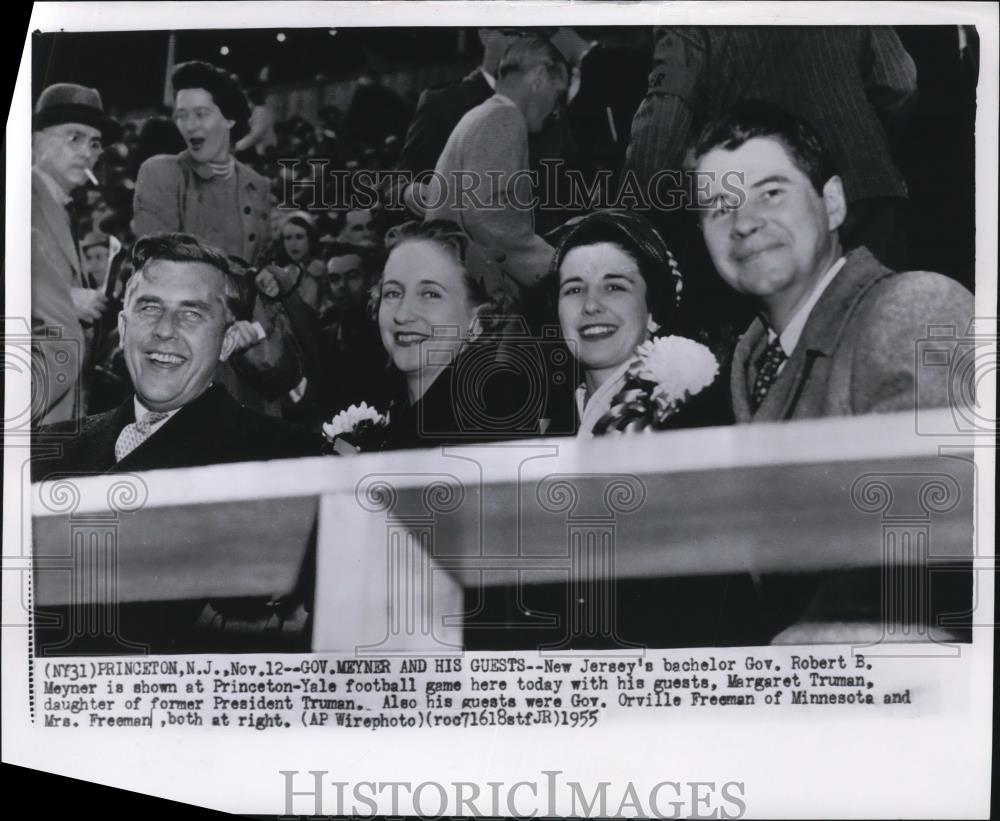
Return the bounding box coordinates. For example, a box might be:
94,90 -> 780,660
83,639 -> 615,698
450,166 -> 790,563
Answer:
692,100 -> 838,194
323,207 -> 373,239
171,60 -> 251,141
128,232 -> 241,320
324,240 -> 372,271
498,35 -> 569,82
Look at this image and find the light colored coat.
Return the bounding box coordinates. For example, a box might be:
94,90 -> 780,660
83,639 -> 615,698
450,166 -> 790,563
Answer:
731,247 -> 974,422
134,151 -> 271,264
31,168 -> 87,425
418,95 -> 554,293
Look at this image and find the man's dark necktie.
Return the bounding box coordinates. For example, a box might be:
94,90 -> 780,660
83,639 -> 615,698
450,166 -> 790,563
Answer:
751,338 -> 787,412
65,200 -> 80,249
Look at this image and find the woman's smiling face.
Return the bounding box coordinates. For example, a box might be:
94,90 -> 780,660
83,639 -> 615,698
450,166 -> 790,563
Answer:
557,241 -> 650,382
377,239 -> 477,398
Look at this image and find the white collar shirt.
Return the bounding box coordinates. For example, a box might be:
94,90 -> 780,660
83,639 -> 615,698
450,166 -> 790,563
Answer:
767,256 -> 847,362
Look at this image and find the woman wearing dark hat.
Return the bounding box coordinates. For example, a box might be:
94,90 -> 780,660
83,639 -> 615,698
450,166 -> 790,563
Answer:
133,61 -> 320,418
461,212 -> 761,651
134,61 -> 271,265
550,209 -> 732,435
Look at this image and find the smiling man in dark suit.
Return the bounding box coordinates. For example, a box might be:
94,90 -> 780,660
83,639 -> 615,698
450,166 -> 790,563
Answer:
33,233 -> 319,480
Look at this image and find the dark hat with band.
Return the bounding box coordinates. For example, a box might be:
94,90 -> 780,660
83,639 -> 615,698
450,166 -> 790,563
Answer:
33,83 -> 123,143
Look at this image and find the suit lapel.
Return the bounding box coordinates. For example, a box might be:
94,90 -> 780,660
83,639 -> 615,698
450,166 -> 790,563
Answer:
78,399 -> 135,473
730,319 -> 766,422
32,170 -> 82,283
794,249 -> 892,357
115,387 -> 227,472
754,337 -> 816,421
740,249 -> 894,422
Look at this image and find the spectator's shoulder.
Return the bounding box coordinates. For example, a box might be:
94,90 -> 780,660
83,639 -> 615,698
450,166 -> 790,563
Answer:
467,98 -> 526,135
32,408 -> 121,480
37,408 -> 116,439
869,269 -> 973,316
417,82 -> 454,111
847,268 -> 974,415
421,71 -> 486,109
238,160 -> 271,190
137,153 -> 184,183
852,268 -> 974,356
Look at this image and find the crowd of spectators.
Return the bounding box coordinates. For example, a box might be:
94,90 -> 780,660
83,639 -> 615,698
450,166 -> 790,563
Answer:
36,25 -> 979,435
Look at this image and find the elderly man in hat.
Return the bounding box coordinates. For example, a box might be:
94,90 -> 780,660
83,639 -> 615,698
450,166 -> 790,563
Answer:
32,82 -> 121,425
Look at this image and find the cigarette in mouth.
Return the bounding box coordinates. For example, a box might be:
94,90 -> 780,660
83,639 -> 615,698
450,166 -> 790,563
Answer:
85,168 -> 99,186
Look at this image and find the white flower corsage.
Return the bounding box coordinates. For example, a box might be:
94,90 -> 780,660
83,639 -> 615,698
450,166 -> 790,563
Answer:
628,335 -> 720,422
322,402 -> 390,455
593,335 -> 719,434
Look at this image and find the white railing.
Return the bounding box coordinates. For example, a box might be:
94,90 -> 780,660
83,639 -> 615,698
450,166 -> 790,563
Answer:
31,410 -> 977,651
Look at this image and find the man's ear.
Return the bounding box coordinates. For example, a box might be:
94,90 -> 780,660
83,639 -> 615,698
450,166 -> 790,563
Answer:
219,323 -> 239,363
822,175 -> 847,232
117,310 -> 127,342
225,118 -> 236,132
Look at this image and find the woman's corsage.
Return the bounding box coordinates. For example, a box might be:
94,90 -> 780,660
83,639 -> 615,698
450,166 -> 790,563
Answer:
322,402 -> 390,455
592,336 -> 719,434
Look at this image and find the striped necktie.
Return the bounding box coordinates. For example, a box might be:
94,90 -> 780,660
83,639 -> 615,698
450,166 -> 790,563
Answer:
751,338 -> 787,412
115,412 -> 170,462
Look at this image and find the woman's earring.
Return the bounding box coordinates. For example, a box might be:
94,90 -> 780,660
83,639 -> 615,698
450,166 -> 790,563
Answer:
646,315 -> 660,335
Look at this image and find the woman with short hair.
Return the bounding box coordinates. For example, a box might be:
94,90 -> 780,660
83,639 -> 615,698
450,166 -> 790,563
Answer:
369,219 -> 521,451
